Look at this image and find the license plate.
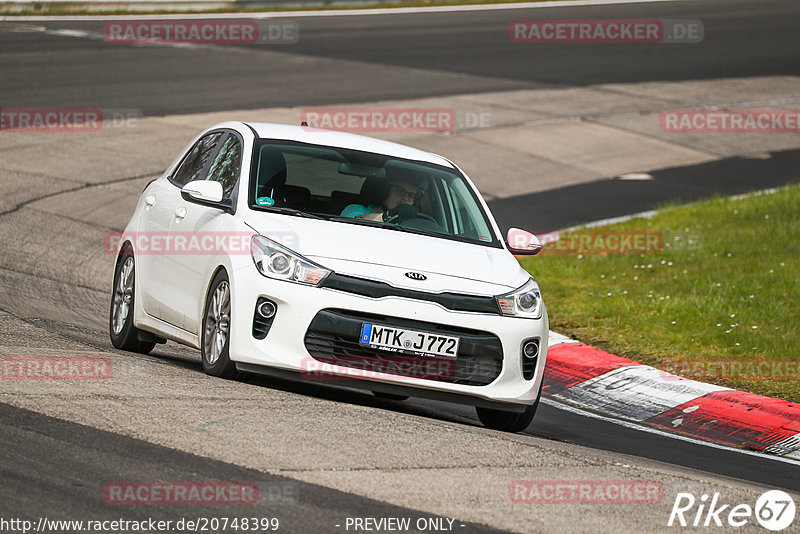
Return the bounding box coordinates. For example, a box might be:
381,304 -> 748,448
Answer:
359,323 -> 459,359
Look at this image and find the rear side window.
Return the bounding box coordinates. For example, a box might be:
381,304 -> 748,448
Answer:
205,134 -> 242,200
171,132 -> 225,187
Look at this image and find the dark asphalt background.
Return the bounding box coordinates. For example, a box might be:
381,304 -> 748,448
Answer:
0,402 -> 503,534
1,0 -> 798,114
488,148 -> 800,232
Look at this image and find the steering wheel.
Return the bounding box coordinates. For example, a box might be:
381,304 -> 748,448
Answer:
400,213 -> 444,232
413,213 -> 438,223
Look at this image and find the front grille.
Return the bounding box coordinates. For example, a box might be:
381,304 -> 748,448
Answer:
318,272 -> 501,315
304,309 -> 503,386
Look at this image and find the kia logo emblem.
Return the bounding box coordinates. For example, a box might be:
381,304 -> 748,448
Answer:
405,272 -> 427,281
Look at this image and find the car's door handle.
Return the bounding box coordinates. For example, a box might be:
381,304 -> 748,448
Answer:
145,195 -> 156,207
174,207 -> 187,219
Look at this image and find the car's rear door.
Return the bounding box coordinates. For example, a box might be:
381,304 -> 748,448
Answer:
135,177 -> 174,319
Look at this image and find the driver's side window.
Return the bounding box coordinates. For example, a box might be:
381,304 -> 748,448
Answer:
170,132 -> 225,187
204,134 -> 242,201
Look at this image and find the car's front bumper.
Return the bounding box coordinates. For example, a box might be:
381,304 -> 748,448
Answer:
229,265 -> 548,408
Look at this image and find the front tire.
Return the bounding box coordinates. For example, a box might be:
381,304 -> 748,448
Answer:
475,382 -> 542,433
201,270 -> 237,379
109,247 -> 155,354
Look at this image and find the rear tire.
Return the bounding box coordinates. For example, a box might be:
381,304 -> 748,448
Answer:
201,270 -> 238,379
109,247 -> 156,354
475,382 -> 542,433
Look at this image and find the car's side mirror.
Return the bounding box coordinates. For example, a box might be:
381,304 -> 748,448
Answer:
182,180 -> 223,203
506,228 -> 543,255
180,181 -> 233,213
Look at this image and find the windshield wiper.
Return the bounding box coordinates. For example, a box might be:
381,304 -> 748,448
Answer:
323,216 -> 500,246
327,216 -> 414,233
252,206 -> 327,220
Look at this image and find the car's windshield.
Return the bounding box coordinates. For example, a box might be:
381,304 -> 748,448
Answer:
249,139 -> 499,247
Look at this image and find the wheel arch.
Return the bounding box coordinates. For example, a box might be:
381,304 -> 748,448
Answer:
200,265 -> 231,324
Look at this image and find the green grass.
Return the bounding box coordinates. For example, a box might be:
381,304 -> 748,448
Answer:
520,184 -> 800,402
0,0 -> 551,16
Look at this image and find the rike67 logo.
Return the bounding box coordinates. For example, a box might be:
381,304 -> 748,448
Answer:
668,490 -> 796,531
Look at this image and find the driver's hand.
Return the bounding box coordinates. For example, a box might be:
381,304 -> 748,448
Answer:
383,203 -> 417,223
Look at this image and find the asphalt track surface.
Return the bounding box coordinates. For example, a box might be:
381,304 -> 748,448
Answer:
1,403 -> 502,533
488,148 -> 800,232
0,0 -> 797,115
2,0 -> 800,531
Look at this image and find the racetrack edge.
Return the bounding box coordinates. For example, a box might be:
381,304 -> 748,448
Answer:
543,333 -> 800,460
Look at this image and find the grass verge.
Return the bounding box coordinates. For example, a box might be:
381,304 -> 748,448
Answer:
520,184 -> 800,403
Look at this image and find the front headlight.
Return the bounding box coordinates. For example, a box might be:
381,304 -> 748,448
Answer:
495,278 -> 543,319
250,235 -> 330,285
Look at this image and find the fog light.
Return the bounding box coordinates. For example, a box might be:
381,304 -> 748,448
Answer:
253,298 -> 277,340
523,340 -> 539,359
521,338 -> 539,381
257,300 -> 277,319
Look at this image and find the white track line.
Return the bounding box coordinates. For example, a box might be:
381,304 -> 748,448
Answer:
1,0 -> 692,22
563,210 -> 658,231
541,397 -> 800,466
561,185 -> 788,232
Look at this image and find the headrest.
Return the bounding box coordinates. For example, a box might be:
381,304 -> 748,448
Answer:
273,184 -> 310,208
359,176 -> 390,207
385,165 -> 428,189
257,148 -> 288,187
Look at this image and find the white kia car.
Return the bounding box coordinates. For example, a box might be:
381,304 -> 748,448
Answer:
109,122 -> 548,432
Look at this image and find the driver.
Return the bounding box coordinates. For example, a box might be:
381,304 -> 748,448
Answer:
341,180 -> 420,223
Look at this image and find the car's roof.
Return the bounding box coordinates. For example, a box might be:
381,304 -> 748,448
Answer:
241,122 -> 454,168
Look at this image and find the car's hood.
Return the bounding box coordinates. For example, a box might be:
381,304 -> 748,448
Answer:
245,213 -> 528,296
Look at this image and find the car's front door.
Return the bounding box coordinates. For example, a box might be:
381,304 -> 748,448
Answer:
155,130 -> 227,329
164,131 -> 243,334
